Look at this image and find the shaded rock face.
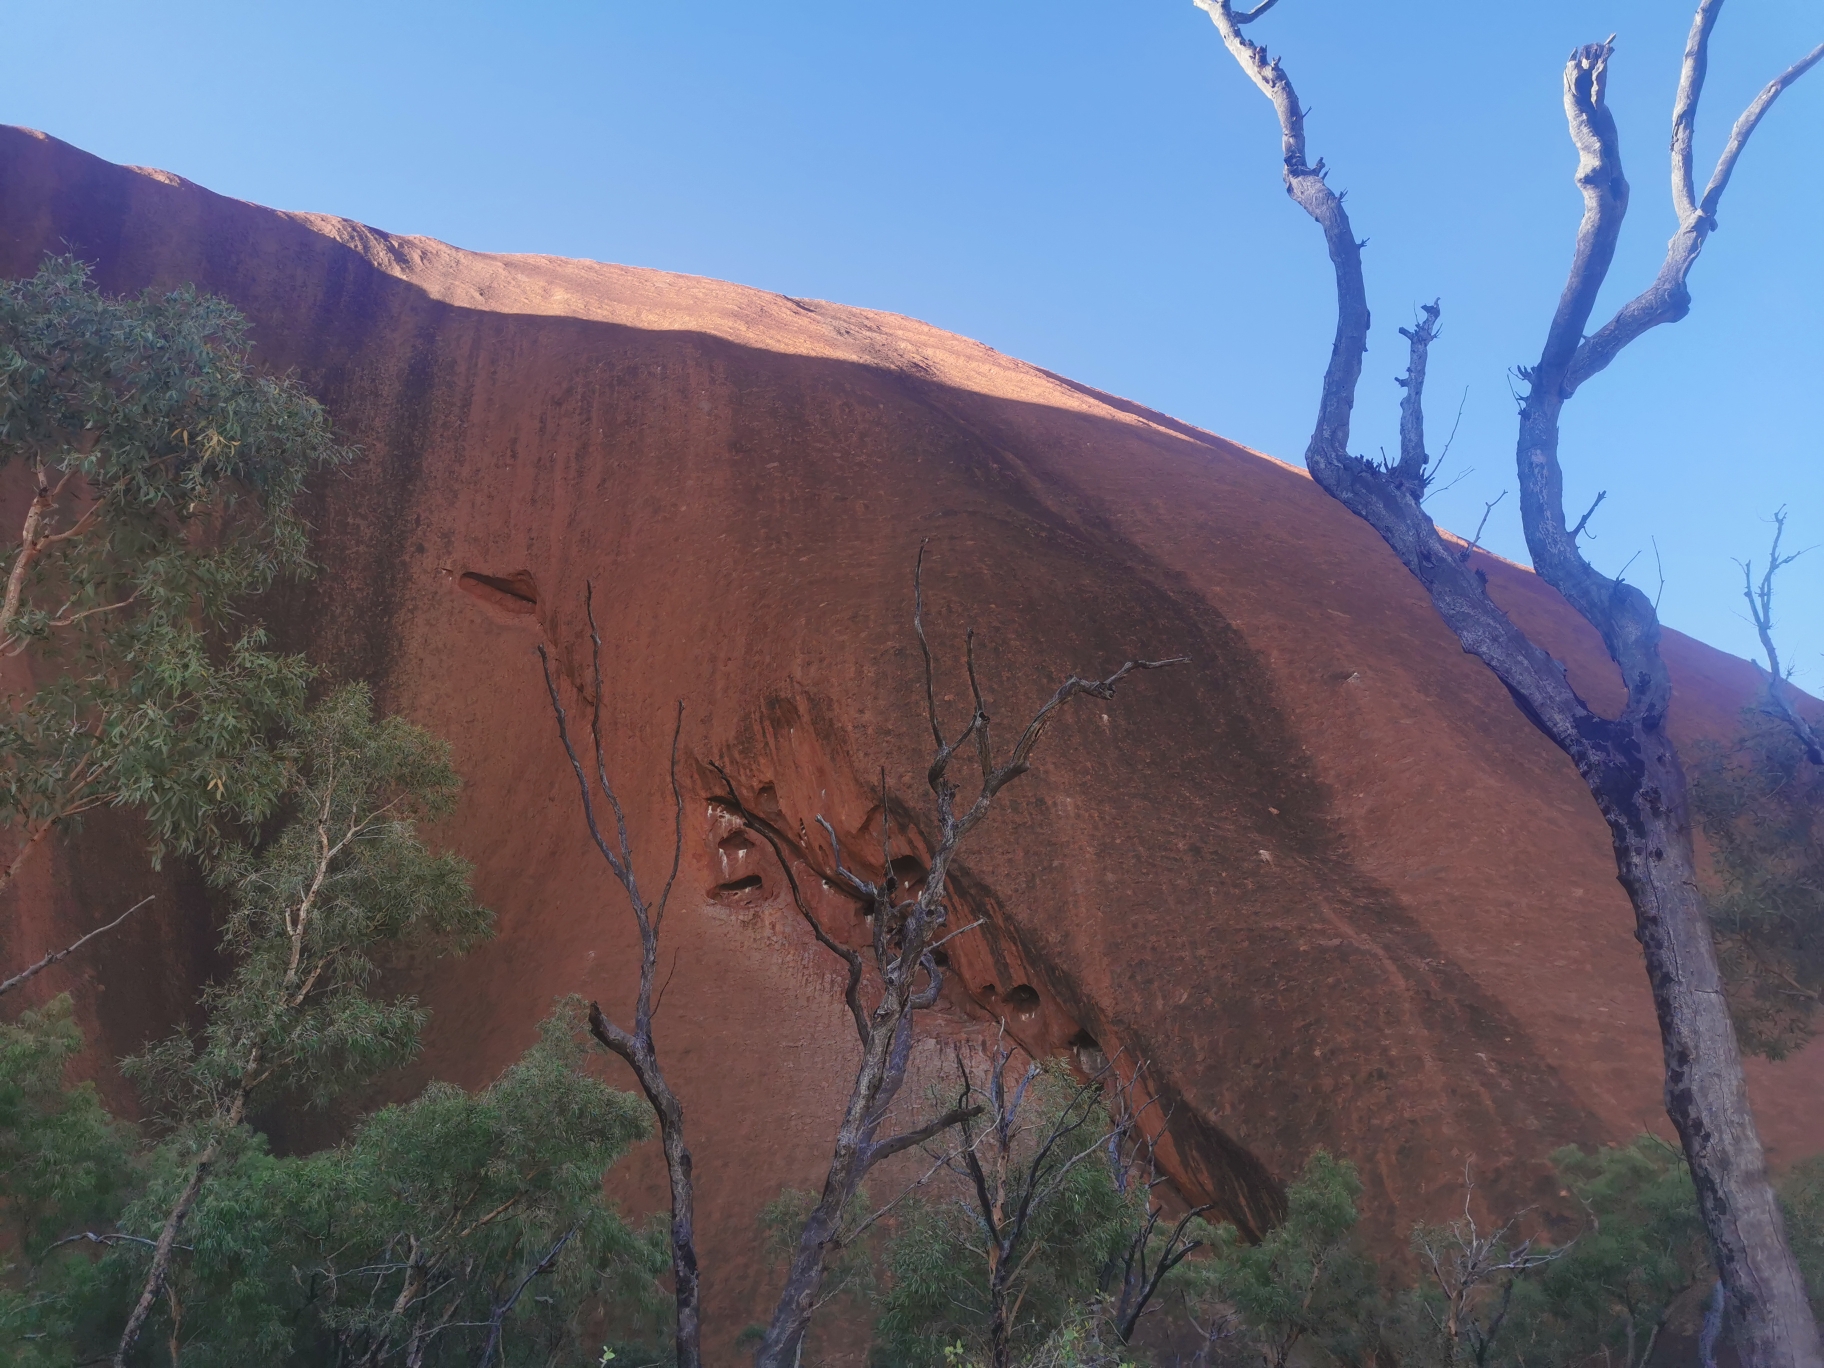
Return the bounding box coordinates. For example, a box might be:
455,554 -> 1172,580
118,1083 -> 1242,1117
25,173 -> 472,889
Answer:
4,125 -> 1821,1343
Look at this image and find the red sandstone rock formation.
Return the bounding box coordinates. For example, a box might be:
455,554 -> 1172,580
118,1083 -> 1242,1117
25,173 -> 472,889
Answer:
3,125 -> 1820,1350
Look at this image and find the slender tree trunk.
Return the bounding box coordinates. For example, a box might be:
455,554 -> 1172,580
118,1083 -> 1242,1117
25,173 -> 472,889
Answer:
988,1261 -> 1015,1368
0,815 -> 59,898
655,1093 -> 701,1368
754,1000 -> 902,1368
0,478 -> 54,644
112,1114 -> 231,1367
587,1006 -> 700,1368
1602,744 -> 1814,1367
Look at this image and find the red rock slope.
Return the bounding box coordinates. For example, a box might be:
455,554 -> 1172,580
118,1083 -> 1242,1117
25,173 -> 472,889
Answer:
3,125 -> 1819,1348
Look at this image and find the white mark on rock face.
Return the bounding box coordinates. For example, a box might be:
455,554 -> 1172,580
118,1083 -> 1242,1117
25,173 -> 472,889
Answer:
1258,850 -> 1274,864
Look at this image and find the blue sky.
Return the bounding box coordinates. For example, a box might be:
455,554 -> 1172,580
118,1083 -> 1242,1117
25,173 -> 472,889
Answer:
8,1 -> 1820,686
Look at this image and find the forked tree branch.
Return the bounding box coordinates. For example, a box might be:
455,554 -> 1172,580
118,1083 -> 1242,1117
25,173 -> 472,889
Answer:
475,1226 -> 577,1368
1566,21 -> 1824,399
1197,0 -> 1590,752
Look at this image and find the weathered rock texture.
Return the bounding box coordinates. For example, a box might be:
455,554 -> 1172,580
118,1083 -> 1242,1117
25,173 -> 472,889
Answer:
4,125 -> 1820,1355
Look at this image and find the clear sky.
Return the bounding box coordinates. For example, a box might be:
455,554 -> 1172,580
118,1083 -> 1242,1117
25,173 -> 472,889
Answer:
7,1 -> 1820,687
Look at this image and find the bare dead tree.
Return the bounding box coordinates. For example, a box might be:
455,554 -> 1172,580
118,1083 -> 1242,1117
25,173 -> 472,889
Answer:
956,1046 -> 1111,1368
1194,2 -> 1823,1361
918,1033 -> 1206,1362
1738,509 -> 1823,766
1109,1139 -> 1212,1346
715,545 -> 1182,1368
536,586 -> 696,1368
1411,1167 -> 1571,1368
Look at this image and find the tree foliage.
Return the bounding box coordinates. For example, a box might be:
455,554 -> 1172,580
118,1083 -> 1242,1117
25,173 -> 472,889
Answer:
107,684 -> 492,1358
0,265 -> 665,1366
126,683 -> 490,1125
105,1005 -> 662,1366
1784,1155 -> 1824,1316
858,1136 -> 1824,1368
2,693 -> 662,1364
1188,1151 -> 1379,1368
871,1068 -> 1150,1368
0,255 -> 352,953
1483,1137 -> 1711,1368
1691,709 -> 1824,1059
8,1007 -> 662,1366
0,995 -> 138,1363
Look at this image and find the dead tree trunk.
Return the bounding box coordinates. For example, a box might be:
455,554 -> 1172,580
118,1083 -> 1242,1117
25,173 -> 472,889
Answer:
945,1035 -> 1150,1368
723,546 -> 1180,1368
1194,2 -> 1823,1363
538,587 -> 697,1368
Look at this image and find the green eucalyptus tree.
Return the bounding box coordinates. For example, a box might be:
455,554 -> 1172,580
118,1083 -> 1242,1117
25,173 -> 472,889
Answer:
109,685 -> 490,1364
0,256 -> 351,993
1691,711 -> 1824,1061
94,1005 -> 662,1367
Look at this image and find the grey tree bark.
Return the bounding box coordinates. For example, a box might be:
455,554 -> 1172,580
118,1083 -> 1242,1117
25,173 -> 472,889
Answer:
1193,2 -> 1823,1363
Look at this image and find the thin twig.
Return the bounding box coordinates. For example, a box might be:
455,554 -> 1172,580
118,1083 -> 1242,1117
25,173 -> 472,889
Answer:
1569,490 -> 1607,541
1457,491 -> 1508,564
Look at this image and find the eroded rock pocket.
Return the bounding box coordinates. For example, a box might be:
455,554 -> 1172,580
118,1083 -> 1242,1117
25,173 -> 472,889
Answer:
1003,984 -> 1041,1018
458,569 -> 539,616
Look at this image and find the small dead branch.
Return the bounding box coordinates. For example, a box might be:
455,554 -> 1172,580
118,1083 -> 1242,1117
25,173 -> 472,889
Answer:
1738,508 -> 1823,765
0,896 -> 154,1000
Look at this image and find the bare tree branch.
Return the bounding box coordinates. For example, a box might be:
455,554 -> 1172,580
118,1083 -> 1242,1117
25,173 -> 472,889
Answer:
1232,0 -> 1280,23
1395,301 -> 1440,489
867,1104 -> 985,1168
1458,491 -> 1507,565
1699,43 -> 1824,223
474,1226 -> 577,1368
1568,25 -> 1824,398
1569,490 -> 1607,542
711,768 -> 870,1045
0,895 -> 153,999
1414,1165 -> 1575,1366
1739,509 -> 1824,766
